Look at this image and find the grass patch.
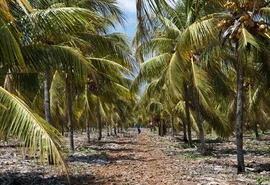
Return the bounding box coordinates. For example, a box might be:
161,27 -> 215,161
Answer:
100,151 -> 109,159
183,153 -> 203,159
257,176 -> 270,185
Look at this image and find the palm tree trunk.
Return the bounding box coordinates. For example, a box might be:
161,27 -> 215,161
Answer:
194,88 -> 206,155
114,125 -> 117,136
254,121 -> 259,139
44,67 -> 54,164
96,97 -> 102,140
151,117 -> 154,132
170,116 -> 175,138
86,115 -> 90,143
160,120 -> 164,136
184,82 -> 192,145
158,121 -> 161,136
183,116 -> 188,142
110,120 -> 113,135
44,67 -> 52,124
66,73 -> 74,152
236,62 -> 245,173
106,122 -> 109,136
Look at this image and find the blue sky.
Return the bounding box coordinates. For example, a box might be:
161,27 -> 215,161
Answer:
116,0 -> 137,40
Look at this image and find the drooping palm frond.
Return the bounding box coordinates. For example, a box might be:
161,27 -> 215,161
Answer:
238,28 -> 260,51
0,87 -> 69,181
88,57 -> 132,76
259,7 -> 270,17
0,19 -> 26,71
23,45 -> 96,80
136,37 -> 176,63
131,53 -> 171,94
77,0 -> 126,27
18,7 -> 104,44
79,32 -> 135,69
50,71 -> 66,123
178,14 -> 228,57
75,86 -> 97,122
136,0 -> 175,42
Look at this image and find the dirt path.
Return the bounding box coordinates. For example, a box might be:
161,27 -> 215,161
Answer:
1,129 -> 269,184
88,130 -> 188,185
86,129 -> 268,185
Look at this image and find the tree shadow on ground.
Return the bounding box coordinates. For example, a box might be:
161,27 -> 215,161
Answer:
68,150 -> 144,164
87,173 -> 133,185
87,146 -> 135,153
108,154 -> 144,162
0,172 -> 95,185
95,140 -> 136,146
246,162 -> 270,172
68,153 -> 109,164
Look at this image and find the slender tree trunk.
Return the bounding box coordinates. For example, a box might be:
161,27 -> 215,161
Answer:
114,125 -> 117,136
151,117 -> 154,132
86,115 -> 90,143
61,124 -> 64,136
254,121 -> 259,139
184,82 -> 192,146
194,88 -> 206,155
170,116 -> 175,139
44,67 -> 54,164
96,98 -> 102,140
163,120 -> 167,135
44,67 -> 52,125
183,116 -> 188,142
160,120 -> 164,136
236,62 -> 245,173
66,74 -> 74,152
106,122 -> 109,136
158,121 -> 161,136
110,120 -> 113,136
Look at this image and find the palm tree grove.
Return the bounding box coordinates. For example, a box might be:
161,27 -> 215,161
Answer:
0,0 -> 270,184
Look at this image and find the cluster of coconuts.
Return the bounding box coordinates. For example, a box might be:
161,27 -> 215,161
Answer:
224,0 -> 255,12
258,18 -> 267,33
224,1 -> 238,12
219,1 -> 268,43
242,0 -> 254,10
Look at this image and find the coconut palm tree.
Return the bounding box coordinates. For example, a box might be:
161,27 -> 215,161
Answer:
133,0 -> 232,154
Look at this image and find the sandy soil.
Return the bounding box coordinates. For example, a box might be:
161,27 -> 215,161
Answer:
0,129 -> 270,185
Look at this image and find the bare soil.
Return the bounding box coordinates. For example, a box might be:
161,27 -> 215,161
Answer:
0,129 -> 270,185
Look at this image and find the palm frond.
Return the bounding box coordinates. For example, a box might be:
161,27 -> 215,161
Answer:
77,0 -> 126,27
23,45 -> 96,80
238,28 -> 260,51
0,19 -> 26,71
0,87 -> 69,181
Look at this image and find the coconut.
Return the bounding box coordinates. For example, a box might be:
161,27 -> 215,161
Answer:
244,14 -> 250,21
248,21 -> 255,27
259,18 -> 264,24
239,16 -> 245,22
259,24 -> 265,31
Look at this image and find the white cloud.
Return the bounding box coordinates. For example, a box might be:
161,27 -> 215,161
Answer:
117,0 -> 137,13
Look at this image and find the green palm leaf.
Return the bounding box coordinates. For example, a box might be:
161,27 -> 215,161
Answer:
0,19 -> 26,70
0,87 -> 69,181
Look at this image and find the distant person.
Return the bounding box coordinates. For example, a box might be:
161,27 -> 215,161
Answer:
136,124 -> 141,134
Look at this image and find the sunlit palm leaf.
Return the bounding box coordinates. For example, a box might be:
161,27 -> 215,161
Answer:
0,87 -> 69,181
0,19 -> 26,71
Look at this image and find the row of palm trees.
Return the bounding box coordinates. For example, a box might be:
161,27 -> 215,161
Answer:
1,0 -> 270,180
134,0 -> 270,173
0,0 -> 137,180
